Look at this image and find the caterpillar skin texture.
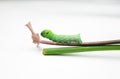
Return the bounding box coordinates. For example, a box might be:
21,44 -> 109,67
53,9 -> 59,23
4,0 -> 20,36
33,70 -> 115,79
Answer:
41,29 -> 82,44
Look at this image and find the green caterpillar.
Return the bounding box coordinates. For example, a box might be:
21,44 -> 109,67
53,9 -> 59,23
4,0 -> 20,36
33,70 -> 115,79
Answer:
41,29 -> 82,44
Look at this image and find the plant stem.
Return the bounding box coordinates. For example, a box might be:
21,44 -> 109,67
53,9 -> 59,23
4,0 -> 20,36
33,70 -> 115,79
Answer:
26,22 -> 120,46
43,45 -> 120,55
49,40 -> 120,46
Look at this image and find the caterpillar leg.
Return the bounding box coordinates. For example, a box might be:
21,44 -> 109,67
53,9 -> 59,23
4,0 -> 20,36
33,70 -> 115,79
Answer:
66,41 -> 71,44
60,41 -> 69,44
59,41 -> 71,44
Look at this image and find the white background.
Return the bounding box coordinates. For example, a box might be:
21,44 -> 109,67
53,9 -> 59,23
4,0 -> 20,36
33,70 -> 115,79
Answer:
0,1 -> 120,79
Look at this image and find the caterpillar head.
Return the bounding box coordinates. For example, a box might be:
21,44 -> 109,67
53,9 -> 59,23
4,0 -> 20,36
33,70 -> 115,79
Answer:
41,29 -> 53,38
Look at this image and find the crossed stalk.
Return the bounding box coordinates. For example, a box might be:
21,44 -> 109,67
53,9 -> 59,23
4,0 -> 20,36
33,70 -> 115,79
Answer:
25,22 -> 57,46
25,22 -> 120,55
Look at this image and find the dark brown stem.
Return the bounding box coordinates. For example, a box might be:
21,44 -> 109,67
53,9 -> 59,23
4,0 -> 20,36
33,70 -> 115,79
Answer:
26,22 -> 120,46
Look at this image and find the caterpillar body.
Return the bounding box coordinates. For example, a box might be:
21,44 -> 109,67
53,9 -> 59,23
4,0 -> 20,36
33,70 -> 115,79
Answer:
41,29 -> 82,44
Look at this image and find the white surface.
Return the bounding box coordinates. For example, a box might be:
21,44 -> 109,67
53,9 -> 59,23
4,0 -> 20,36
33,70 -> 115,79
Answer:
0,1 -> 120,79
